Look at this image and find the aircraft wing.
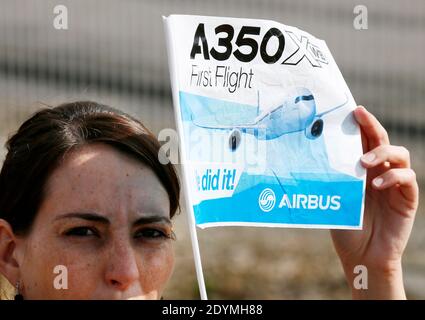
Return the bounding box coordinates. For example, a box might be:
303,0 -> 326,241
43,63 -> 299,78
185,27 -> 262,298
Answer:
192,121 -> 259,130
315,93 -> 349,117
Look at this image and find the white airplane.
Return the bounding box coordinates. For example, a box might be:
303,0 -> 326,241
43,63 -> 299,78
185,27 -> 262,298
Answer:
191,87 -> 349,152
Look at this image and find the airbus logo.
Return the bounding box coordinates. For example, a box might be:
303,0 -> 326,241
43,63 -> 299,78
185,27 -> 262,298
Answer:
259,190 -> 342,212
258,188 -> 276,212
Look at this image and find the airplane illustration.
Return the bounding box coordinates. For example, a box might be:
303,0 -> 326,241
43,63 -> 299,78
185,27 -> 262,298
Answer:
190,87 -> 349,152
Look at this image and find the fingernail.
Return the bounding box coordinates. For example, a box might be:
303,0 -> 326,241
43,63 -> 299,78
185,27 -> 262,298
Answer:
361,152 -> 376,163
373,177 -> 384,187
354,107 -> 367,124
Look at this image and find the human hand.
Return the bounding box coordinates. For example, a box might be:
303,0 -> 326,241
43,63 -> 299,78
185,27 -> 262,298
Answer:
331,106 -> 419,299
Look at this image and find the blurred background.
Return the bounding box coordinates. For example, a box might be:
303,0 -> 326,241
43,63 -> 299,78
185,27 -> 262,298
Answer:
0,0 -> 423,299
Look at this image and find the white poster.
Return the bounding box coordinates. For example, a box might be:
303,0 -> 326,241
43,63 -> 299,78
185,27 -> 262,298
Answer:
164,14 -> 366,229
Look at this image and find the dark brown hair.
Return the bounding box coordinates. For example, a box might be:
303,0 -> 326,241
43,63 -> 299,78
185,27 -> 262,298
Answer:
0,101 -> 180,235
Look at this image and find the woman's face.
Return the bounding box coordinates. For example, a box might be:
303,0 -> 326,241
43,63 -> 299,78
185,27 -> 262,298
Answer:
14,143 -> 174,299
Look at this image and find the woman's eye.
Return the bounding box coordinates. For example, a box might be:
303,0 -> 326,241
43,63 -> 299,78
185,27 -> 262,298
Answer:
65,227 -> 98,237
134,228 -> 168,239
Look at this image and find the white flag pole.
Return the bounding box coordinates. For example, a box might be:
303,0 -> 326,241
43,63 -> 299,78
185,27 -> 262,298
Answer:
181,177 -> 208,300
163,16 -> 208,300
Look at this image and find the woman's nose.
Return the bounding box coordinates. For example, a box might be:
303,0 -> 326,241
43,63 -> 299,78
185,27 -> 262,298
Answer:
104,240 -> 140,291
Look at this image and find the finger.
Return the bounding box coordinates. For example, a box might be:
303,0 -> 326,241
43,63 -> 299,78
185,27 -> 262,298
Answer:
360,145 -> 411,169
354,106 -> 390,149
359,126 -> 369,154
371,168 -> 419,203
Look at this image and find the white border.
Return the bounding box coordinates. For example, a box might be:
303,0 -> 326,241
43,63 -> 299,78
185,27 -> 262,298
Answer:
197,221 -> 363,230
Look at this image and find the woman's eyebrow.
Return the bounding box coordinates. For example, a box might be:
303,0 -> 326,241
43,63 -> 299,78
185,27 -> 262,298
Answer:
54,212 -> 171,226
133,215 -> 171,226
54,212 -> 110,224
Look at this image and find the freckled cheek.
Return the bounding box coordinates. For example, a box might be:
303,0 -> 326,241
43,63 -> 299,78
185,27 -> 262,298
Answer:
62,258 -> 101,298
21,247 -> 65,299
29,245 -> 101,299
140,243 -> 175,294
18,240 -> 43,288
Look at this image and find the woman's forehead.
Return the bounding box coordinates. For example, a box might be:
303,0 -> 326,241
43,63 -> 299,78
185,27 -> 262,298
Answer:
37,144 -> 170,222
